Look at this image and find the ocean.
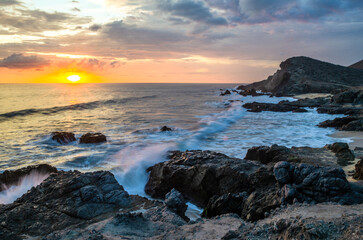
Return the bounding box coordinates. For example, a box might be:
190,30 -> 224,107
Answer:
0,83 -> 349,199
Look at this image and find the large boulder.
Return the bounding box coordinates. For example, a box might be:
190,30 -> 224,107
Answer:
325,142 -> 355,166
331,89 -> 363,105
164,188 -> 188,220
0,164 -> 57,192
79,132 -> 107,144
242,102 -> 306,113
0,170 -> 131,238
341,119 -> 363,131
238,56 -> 363,96
145,150 -> 274,207
244,145 -> 291,164
318,116 -> 359,130
51,132 -> 76,144
273,161 -> 362,205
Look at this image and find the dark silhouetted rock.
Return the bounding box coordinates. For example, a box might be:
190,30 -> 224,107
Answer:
79,133 -> 107,144
349,59 -> 363,70
0,170 -> 131,238
238,56 -> 363,96
326,142 -> 355,166
51,132 -> 76,144
318,116 -> 359,129
243,102 -> 304,112
0,164 -> 57,192
353,159 -> 363,180
273,161 -> 363,205
316,106 -> 362,115
238,88 -> 265,97
165,188 -> 188,220
244,145 -> 291,164
145,150 -> 274,207
331,90 -> 363,105
220,90 -> 231,96
341,119 -> 363,131
160,126 -> 172,132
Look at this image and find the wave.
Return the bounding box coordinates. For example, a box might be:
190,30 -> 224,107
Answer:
0,95 -> 157,122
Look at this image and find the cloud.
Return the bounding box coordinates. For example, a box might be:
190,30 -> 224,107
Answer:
158,0 -> 228,25
89,24 -> 102,31
0,54 -> 50,69
0,0 -> 20,6
71,7 -> 81,12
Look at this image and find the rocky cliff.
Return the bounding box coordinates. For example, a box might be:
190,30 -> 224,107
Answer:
239,56 -> 363,96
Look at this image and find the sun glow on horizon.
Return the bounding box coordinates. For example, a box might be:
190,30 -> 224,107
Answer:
67,75 -> 81,83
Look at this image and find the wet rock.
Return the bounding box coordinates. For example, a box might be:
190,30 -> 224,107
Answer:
243,102 -> 304,113
79,133 -> 107,144
318,116 -> 359,129
238,88 -> 265,97
353,159 -> 363,180
0,164 -> 57,192
145,150 -> 274,207
165,188 -> 188,220
316,106 -> 362,115
341,119 -> 363,131
292,108 -> 308,113
0,170 -> 131,238
160,126 -> 172,132
203,192 -> 248,218
51,132 -> 76,144
244,145 -> 291,164
220,90 -> 231,96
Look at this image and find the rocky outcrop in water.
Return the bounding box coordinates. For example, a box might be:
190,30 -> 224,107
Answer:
239,56 -> 363,96
145,150 -> 274,207
79,132 -> 107,144
0,164 -> 57,192
160,126 -> 172,132
242,102 -> 307,113
51,132 -> 76,144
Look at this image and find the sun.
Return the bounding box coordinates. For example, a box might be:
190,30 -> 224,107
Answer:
67,75 -> 81,83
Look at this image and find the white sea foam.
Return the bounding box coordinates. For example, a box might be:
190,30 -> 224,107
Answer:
0,171 -> 49,204
110,143 -> 176,196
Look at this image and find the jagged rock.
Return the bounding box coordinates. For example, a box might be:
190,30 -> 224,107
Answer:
341,119 -> 363,131
160,126 -> 172,132
326,142 -> 355,166
274,161 -> 362,205
0,164 -> 57,192
238,88 -> 265,97
220,90 -> 231,96
243,102 -> 304,113
79,133 -> 107,144
331,89 -> 363,105
353,159 -> 363,180
244,145 -> 291,164
51,132 -> 76,144
145,150 -> 274,207
165,188 -> 188,220
316,106 -> 362,115
0,170 -> 131,238
238,56 -> 363,96
318,116 -> 359,129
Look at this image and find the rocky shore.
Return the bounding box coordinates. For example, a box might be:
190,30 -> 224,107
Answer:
1,56 -> 362,239
1,145 -> 363,239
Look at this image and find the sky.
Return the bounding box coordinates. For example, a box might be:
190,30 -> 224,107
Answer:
0,0 -> 362,83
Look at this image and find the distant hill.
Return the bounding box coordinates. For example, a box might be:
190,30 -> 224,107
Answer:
349,60 -> 363,70
239,56 -> 363,96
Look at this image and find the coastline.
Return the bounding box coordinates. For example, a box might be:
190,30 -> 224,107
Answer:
330,131 -> 363,149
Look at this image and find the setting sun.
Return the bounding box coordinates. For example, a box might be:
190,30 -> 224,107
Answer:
67,75 -> 81,82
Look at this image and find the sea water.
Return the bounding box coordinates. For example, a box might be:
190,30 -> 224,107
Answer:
0,83 -> 349,201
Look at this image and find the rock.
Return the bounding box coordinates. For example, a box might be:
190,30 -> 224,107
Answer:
0,164 -> 57,192
331,89 -> 363,105
341,119 -> 363,131
326,142 -> 355,166
51,132 -> 76,144
242,102 -> 304,113
244,145 -> 291,164
145,150 -> 274,207
349,59 -> 363,70
220,90 -> 231,96
165,188 -> 188,220
353,159 -> 363,180
79,133 -> 107,144
273,161 -> 363,204
238,88 -> 265,97
318,116 -> 359,129
203,192 -> 248,218
0,170 -> 131,238
316,106 -> 362,115
238,56 -> 363,96
160,126 -> 172,132
292,108 -> 308,113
